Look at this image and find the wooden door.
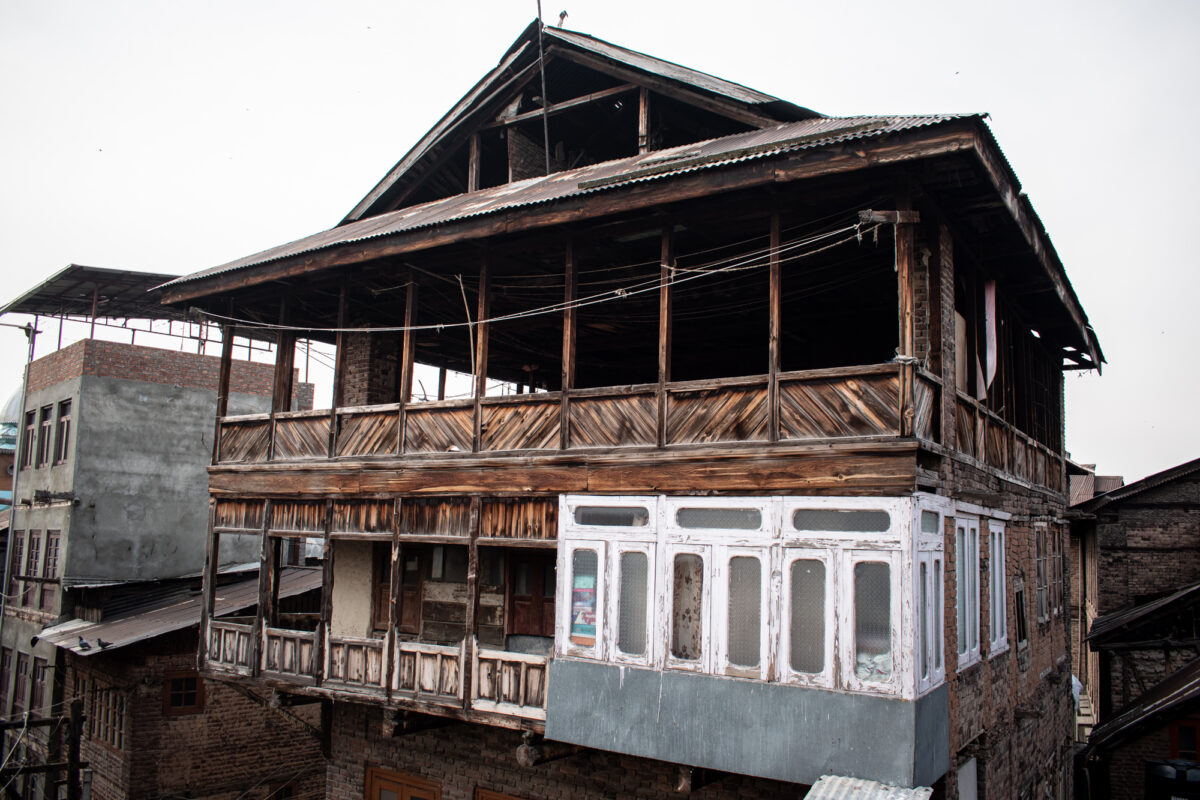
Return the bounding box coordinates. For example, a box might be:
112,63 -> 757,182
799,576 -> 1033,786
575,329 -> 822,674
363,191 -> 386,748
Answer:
398,549 -> 423,635
366,767 -> 441,800
371,542 -> 392,634
506,552 -> 556,637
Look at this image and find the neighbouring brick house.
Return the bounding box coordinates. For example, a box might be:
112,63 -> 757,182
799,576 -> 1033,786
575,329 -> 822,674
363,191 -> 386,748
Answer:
162,21 -> 1101,800
1072,457 -> 1200,799
0,266 -> 317,798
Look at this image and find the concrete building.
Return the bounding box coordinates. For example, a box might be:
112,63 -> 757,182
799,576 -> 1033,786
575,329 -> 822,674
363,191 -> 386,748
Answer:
0,265 -> 317,798
163,22 -> 1101,800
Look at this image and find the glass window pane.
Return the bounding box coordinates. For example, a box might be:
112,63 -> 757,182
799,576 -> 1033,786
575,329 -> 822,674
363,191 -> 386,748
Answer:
789,559 -> 825,674
920,562 -> 929,680
574,506 -> 649,527
617,552 -> 648,656
934,559 -> 943,670
514,561 -> 532,596
921,510 -> 940,534
792,509 -> 890,532
726,557 -> 761,667
570,550 -> 598,646
854,562 -> 891,681
968,531 -> 979,649
670,554 -> 704,661
957,526 -> 967,656
677,508 -> 761,530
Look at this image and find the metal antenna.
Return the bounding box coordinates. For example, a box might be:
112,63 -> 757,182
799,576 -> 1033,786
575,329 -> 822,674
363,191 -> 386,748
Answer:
535,1 -> 552,176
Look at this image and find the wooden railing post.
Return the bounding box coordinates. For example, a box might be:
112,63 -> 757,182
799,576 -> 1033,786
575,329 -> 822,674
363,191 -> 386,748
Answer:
252,499 -> 273,676
316,499 -> 334,685
396,279 -> 417,455
560,241 -> 576,449
657,226 -> 674,448
386,497 -> 403,698
462,497 -> 482,711
213,326 -> 234,464
473,259 -> 490,453
197,501 -> 219,670
328,283 -> 348,458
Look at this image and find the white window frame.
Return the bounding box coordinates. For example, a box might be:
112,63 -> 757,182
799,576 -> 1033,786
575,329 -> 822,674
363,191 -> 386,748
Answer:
660,543 -> 712,673
916,550 -> 946,694
988,521 -> 1008,657
556,540 -> 607,659
713,545 -> 771,680
780,548 -> 834,688
956,516 -> 981,670
843,550 -> 901,693
607,541 -> 656,667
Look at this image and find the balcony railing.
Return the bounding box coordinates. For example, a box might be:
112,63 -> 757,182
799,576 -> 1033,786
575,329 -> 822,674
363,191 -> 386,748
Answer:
326,634 -> 388,691
393,640 -> 465,705
217,363 -> 931,465
208,619 -> 255,676
472,644 -> 549,721
263,626 -> 317,680
954,392 -> 1063,492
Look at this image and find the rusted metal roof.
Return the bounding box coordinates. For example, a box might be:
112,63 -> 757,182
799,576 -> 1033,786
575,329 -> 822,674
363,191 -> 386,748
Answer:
1076,456 -> 1200,513
2,264 -> 186,321
1089,656 -> 1200,752
1088,581 -> 1200,644
162,114 -> 971,293
34,567 -> 321,656
804,776 -> 933,799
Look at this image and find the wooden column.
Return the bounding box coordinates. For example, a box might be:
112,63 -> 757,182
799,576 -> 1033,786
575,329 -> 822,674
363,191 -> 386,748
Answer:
385,497 -> 403,701
472,259 -> 490,453
768,212 -> 782,443
437,368 -> 447,401
328,283 -> 348,458
197,501 -> 219,668
896,217 -> 917,437
638,87 -> 650,154
657,226 -> 674,447
462,497 -> 482,711
468,133 -> 481,193
268,330 -> 296,462
252,499 -> 274,676
316,500 -> 334,684
212,328 -> 234,464
396,280 -> 418,455
560,241 -> 576,449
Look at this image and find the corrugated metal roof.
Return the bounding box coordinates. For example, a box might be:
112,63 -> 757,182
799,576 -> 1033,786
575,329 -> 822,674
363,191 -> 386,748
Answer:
804,776 -> 933,800
35,567 -> 321,656
1076,456 -> 1200,512
2,264 -> 185,321
1089,657 -> 1200,752
1088,581 -> 1200,644
162,114 -> 970,292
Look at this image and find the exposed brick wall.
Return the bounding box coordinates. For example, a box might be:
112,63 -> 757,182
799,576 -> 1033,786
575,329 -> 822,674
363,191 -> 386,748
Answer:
341,333 -> 399,406
327,702 -> 804,800
67,629 -> 324,800
25,339 -> 313,408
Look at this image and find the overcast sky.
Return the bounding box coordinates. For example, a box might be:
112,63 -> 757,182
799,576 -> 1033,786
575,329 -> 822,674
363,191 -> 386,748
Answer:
1,0 -> 1197,483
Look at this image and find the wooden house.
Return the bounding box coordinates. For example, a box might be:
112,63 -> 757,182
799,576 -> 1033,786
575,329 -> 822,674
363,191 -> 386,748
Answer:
160,21 -> 1103,800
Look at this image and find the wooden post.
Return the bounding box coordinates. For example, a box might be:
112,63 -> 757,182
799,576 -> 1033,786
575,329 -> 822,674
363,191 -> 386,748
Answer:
768,212 -> 782,443
253,499 -> 273,675
437,368 -> 447,401
268,330 -> 295,462
560,241 -> 576,449
397,280 -> 418,455
473,259 -> 490,453
462,497 -> 482,711
657,226 -> 674,447
896,218 -> 916,437
385,497 -> 403,701
197,502 -> 219,670
316,500 -> 334,685
638,87 -> 650,154
328,283 -> 348,458
66,698 -> 81,800
212,327 -> 234,464
468,133 -> 481,193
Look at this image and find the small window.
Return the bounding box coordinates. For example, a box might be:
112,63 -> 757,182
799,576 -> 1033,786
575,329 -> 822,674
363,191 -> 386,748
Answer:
573,506 -> 648,527
957,519 -> 981,668
1172,719 -> 1200,761
40,531 -> 61,611
30,658 -> 47,713
726,556 -> 761,668
933,559 -> 944,671
854,562 -> 892,681
789,559 -> 825,674
20,411 -> 34,470
677,508 -> 761,530
1035,526 -> 1049,622
23,532 -> 41,608
36,406 -> 52,467
921,510 -> 941,534
670,554 -> 704,661
988,523 -> 1008,655
53,400 -> 72,464
920,562 -> 929,680
617,552 -> 648,656
569,550 -> 599,647
1015,587 -> 1029,649
164,671 -> 204,715
792,509 -> 890,532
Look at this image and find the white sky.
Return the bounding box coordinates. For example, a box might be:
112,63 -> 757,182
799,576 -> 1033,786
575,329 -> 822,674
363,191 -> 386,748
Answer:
1,0 -> 1197,483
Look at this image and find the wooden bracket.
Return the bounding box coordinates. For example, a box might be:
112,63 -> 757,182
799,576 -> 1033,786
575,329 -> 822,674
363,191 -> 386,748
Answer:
859,209 -> 920,224
516,733 -> 581,767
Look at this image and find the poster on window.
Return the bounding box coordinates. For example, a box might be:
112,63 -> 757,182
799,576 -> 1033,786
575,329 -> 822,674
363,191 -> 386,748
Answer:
570,574 -> 596,645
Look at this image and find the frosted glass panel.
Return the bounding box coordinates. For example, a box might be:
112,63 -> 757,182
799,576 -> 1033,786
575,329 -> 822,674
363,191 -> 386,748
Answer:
677,508 -> 761,530
570,550 -> 598,646
854,562 -> 892,681
920,562 -> 929,679
792,509 -> 890,532
671,554 -> 704,661
574,506 -> 649,527
727,557 -> 761,667
617,552 -> 648,656
934,560 -> 943,669
921,510 -> 940,534
789,559 -> 825,674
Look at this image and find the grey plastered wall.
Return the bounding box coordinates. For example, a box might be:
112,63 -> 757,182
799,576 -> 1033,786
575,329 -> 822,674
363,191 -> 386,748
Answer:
545,660 -> 949,788
61,375 -> 268,583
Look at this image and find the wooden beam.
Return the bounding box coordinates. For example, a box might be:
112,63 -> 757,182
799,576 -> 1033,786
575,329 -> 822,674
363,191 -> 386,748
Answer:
895,214 -> 916,437
768,212 -> 781,443
473,258 -> 490,453
467,133 -> 481,193
481,83 -> 637,130
385,497 -> 402,706
860,209 -> 920,225
560,240 -> 577,449
657,226 -> 674,448
197,502 -> 219,669
213,328 -> 235,464
638,87 -> 650,154
162,127 -> 979,305
437,368 -> 447,401
272,332 -> 296,414
316,500 -> 334,684
397,279 -> 418,454
462,496 -> 482,711
253,499 -> 273,675
328,283 -> 348,458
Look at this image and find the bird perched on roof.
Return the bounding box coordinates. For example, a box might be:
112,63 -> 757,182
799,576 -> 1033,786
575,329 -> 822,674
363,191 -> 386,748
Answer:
558,10 -> 568,27
77,637 -> 91,651
97,638 -> 111,649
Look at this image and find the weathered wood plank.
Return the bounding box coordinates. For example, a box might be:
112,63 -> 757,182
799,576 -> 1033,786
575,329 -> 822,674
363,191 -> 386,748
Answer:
218,420 -> 271,464
667,384 -> 768,444
405,406 -> 474,453
481,400 -> 559,452
779,373 -> 899,440
274,415 -> 331,461
336,411 -> 399,458
569,393 -> 656,448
